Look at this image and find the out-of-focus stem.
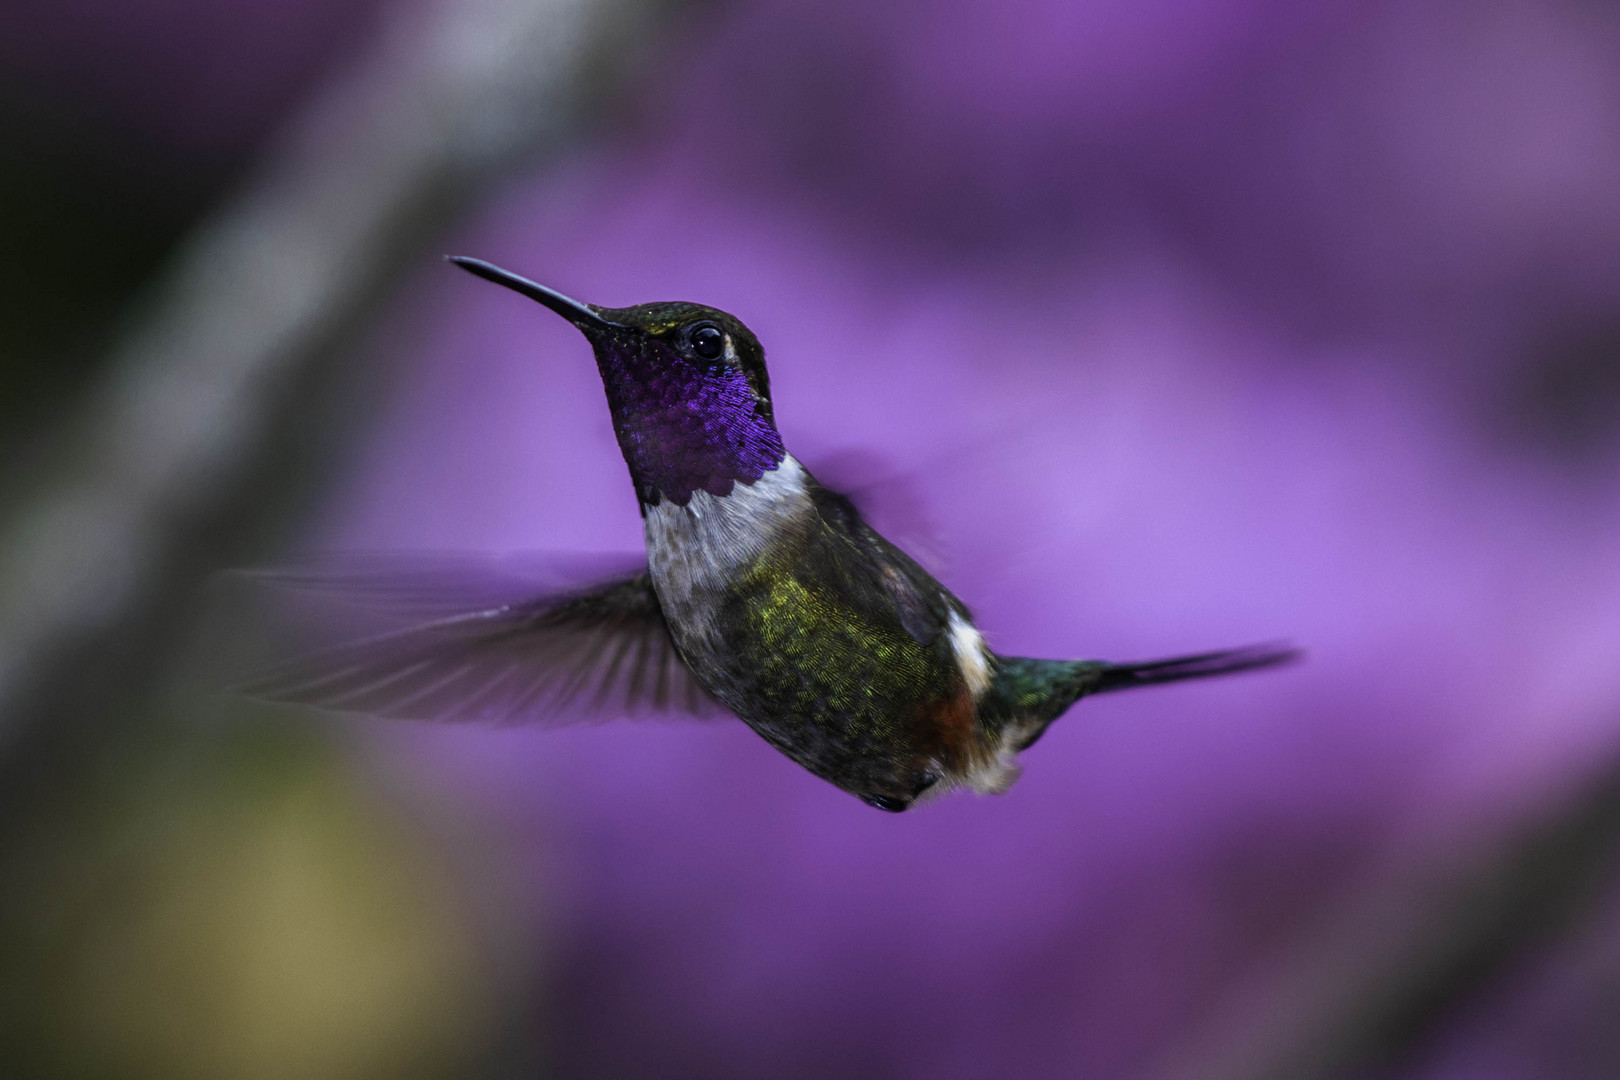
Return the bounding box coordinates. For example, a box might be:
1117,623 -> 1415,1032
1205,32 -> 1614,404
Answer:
0,0 -> 690,750
1152,758 -> 1620,1080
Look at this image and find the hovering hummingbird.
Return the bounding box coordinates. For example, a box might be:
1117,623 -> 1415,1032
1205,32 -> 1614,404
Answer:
244,257 -> 1296,812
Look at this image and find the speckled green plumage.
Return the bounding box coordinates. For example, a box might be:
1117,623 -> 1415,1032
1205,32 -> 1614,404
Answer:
694,497 -> 969,800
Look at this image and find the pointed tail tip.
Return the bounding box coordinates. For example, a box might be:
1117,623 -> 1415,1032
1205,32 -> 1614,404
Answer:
1094,641 -> 1302,694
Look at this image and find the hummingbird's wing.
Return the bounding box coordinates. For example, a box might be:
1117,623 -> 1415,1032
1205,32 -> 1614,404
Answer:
802,449 -> 948,577
805,480 -> 957,646
234,564 -> 726,724
230,550 -> 652,617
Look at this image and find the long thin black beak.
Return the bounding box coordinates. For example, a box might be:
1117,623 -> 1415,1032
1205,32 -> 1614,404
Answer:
447,256 -> 619,330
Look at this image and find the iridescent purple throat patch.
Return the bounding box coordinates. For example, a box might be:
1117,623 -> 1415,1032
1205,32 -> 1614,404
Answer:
595,338 -> 785,505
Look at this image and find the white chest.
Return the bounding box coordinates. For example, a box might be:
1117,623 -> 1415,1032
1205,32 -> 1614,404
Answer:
643,454 -> 812,646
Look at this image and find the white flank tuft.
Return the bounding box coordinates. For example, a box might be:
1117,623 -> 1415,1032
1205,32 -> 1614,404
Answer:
947,608 -> 992,699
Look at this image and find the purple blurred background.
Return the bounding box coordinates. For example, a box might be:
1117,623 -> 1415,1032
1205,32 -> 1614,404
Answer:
6,0 -> 1620,1077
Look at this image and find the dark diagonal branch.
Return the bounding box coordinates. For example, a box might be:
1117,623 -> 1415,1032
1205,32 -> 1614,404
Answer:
0,0 -> 694,753
1153,749 -> 1620,1080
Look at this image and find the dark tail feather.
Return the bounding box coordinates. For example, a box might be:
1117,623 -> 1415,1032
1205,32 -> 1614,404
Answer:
1090,643 -> 1301,695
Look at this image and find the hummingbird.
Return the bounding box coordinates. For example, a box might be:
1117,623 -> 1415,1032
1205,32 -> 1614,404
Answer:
244,257 -> 1296,812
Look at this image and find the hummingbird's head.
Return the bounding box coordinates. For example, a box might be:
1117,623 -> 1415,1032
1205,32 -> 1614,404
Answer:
451,257 -> 784,508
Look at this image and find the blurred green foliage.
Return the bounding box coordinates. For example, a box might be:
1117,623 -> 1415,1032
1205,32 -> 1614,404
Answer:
0,717 -> 499,1080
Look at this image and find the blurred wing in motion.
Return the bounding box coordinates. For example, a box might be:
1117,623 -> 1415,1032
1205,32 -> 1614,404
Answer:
231,549 -> 651,617
803,448 -> 949,578
235,564 -> 728,724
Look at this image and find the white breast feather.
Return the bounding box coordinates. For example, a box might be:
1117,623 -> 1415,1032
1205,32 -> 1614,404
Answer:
644,455 -> 811,647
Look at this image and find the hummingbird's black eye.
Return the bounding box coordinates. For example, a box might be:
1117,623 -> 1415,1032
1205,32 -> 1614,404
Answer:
689,323 -> 724,360
864,794 -> 908,813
